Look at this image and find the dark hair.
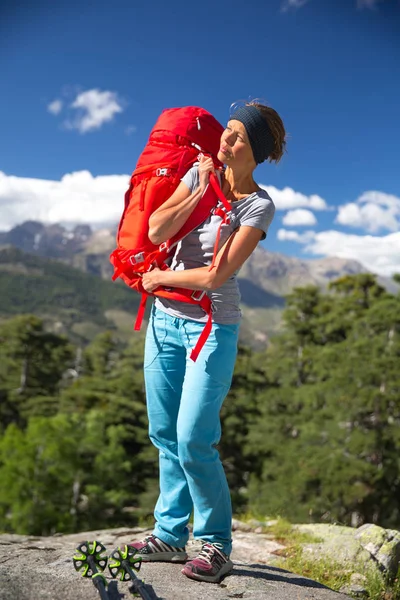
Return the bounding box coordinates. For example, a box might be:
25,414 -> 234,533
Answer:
247,101 -> 287,164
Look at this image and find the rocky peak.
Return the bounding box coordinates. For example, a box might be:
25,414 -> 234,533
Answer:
73,224 -> 93,240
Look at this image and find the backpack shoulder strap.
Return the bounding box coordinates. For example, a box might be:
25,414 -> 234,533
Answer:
209,172 -> 232,211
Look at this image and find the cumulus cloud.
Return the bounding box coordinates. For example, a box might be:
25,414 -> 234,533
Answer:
0,172 -> 328,232
0,170 -> 130,231
278,228 -> 400,277
260,184 -> 328,211
282,208 -> 317,226
336,190 -> 400,233
277,229 -> 316,244
64,89 -> 124,133
47,99 -> 63,115
3,169 -> 397,277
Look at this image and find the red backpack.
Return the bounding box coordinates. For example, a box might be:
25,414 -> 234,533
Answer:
110,106 -> 232,361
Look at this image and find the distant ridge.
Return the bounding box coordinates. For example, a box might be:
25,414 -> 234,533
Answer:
1,221 -> 398,348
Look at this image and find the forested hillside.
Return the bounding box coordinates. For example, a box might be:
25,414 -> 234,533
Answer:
1,273 -> 399,536
0,246 -> 141,344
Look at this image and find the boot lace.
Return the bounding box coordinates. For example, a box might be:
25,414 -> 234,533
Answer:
197,542 -> 225,564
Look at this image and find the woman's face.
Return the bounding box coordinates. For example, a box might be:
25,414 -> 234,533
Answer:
217,120 -> 255,168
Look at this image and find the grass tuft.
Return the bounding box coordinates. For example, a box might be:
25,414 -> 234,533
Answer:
233,514 -> 400,599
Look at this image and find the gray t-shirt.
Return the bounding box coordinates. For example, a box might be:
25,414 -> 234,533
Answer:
154,165 -> 275,324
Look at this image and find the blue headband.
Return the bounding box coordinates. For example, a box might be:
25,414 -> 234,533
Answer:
230,105 -> 275,164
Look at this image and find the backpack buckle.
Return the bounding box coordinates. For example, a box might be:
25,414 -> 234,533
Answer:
129,252 -> 145,265
156,168 -> 169,176
191,290 -> 206,301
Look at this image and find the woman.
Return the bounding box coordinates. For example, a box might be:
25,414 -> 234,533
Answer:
130,101 -> 286,583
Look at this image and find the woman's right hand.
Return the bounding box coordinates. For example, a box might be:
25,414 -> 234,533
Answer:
198,154 -> 215,193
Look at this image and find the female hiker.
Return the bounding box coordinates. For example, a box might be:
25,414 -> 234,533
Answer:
130,101 -> 286,583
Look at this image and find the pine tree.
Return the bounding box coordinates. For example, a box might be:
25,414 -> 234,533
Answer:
246,275 -> 400,527
0,315 -> 74,428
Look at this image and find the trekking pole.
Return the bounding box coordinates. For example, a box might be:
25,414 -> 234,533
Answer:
73,540 -> 110,600
108,545 -> 158,599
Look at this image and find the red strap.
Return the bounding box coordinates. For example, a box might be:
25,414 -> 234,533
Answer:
133,287 -> 213,362
199,293 -> 212,314
209,216 -> 225,271
142,246 -> 169,272
190,311 -> 213,362
207,173 -> 232,271
209,172 -> 232,212
134,293 -> 148,331
187,175 -> 230,359
208,206 -> 231,271
150,287 -> 213,362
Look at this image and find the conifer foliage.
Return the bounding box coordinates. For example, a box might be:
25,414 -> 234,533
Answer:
0,274 -> 399,535
245,274 -> 400,528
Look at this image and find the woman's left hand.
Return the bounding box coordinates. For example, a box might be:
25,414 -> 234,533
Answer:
142,267 -> 162,293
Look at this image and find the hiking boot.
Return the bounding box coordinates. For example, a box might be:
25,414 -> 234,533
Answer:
129,534 -> 188,562
181,542 -> 233,583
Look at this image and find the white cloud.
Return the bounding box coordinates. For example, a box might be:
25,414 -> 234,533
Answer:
3,170 -> 397,277
47,99 -> 63,115
0,173 -> 329,233
277,229 -> 316,244
65,89 -> 124,133
278,228 -> 400,277
260,184 -> 328,211
282,208 -> 317,226
336,190 -> 400,232
0,170 -> 130,231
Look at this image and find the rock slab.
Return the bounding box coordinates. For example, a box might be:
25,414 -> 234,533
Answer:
294,523 -> 400,579
0,528 -> 351,600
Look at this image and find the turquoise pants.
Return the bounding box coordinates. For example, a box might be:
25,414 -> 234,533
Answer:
144,305 -> 239,555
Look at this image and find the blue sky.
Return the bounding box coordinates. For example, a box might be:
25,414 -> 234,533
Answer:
1,0 -> 399,275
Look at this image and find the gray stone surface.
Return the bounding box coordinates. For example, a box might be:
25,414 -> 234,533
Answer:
294,523 -> 400,578
294,524 -> 371,568
0,527 -> 351,600
355,523 -> 400,575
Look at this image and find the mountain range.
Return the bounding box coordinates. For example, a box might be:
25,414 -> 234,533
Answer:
0,221 -> 397,348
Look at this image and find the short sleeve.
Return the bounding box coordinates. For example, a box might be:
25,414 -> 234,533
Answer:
237,193 -> 275,240
181,164 -> 200,193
